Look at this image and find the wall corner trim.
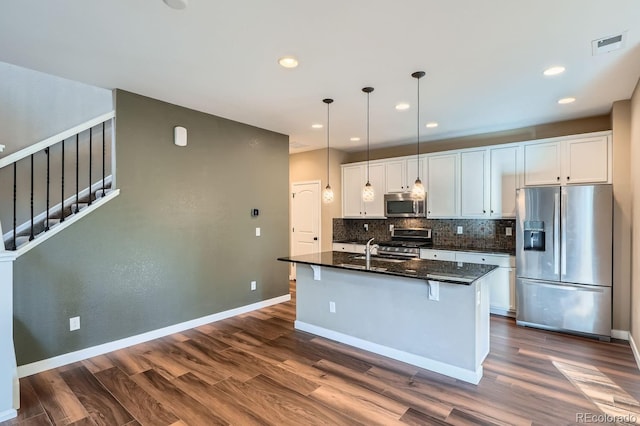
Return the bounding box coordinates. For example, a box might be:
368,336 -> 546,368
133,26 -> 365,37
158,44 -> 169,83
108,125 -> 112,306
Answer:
17,293 -> 291,378
611,329 -> 630,340
629,333 -> 640,372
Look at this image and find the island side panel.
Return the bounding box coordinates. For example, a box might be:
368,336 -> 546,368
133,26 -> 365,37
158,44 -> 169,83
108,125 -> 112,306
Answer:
295,265 -> 483,381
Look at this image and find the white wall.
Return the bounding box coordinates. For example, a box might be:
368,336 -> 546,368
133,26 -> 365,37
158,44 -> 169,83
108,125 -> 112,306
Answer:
0,62 -> 112,156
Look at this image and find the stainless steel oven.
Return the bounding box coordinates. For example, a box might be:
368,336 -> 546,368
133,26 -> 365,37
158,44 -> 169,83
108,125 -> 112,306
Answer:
384,193 -> 426,218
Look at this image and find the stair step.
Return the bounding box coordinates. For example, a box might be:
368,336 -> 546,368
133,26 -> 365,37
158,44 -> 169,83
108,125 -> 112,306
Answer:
15,235 -> 32,248
70,203 -> 88,213
95,189 -> 113,199
44,218 -> 61,228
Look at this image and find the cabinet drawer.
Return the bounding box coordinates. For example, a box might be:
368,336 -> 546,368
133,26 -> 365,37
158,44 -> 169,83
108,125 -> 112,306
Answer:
420,249 -> 456,261
455,252 -> 513,268
333,243 -> 355,253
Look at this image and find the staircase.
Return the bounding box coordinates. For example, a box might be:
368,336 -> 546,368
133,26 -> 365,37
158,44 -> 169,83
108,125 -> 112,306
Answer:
0,112 -> 118,254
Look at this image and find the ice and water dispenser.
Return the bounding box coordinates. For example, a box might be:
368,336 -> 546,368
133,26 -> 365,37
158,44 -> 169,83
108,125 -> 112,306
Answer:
523,221 -> 545,251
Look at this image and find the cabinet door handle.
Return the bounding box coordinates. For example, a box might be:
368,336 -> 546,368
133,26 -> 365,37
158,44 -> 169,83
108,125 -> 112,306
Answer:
567,176 -> 570,181
556,176 -> 560,181
483,210 -> 486,214
482,258 -> 485,261
434,254 -> 437,258
491,209 -> 494,213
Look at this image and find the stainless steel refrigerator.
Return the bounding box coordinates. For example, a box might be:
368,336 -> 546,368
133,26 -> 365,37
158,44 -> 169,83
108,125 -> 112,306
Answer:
515,184 -> 612,340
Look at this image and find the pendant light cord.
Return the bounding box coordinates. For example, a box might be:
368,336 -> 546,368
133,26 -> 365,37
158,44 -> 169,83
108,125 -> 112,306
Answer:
416,76 -> 420,178
366,90 -> 370,183
326,101 -> 330,184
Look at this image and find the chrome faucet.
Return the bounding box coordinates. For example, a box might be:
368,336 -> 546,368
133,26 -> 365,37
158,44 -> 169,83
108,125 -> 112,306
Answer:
365,237 -> 379,269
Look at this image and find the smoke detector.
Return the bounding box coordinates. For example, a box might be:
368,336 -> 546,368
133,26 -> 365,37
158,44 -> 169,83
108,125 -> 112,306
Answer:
592,32 -> 626,55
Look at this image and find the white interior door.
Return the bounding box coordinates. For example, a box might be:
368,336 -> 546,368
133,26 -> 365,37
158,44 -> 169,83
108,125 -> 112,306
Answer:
291,181 -> 321,279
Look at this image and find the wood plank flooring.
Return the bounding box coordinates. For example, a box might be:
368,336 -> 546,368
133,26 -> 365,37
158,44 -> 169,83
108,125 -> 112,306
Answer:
4,281 -> 640,425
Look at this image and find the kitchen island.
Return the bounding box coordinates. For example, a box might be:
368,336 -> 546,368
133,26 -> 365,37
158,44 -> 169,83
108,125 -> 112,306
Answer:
277,252 -> 497,384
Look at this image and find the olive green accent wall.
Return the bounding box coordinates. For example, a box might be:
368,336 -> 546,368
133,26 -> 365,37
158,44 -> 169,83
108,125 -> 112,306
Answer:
12,90 -> 289,365
345,115 -> 611,163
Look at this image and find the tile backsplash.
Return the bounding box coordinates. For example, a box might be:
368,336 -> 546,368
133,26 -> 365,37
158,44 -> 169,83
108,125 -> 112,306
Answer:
333,218 -> 516,252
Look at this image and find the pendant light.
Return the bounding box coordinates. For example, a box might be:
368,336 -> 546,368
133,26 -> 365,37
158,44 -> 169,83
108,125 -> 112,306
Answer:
410,71 -> 426,200
362,87 -> 375,202
322,98 -> 334,203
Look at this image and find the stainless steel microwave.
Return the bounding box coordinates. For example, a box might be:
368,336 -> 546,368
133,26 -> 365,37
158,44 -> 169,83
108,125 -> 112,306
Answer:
384,193 -> 426,218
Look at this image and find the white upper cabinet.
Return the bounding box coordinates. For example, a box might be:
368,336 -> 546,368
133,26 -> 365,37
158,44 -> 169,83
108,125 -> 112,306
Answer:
489,145 -> 519,218
460,150 -> 489,218
523,133 -> 611,186
341,131 -> 610,219
342,163 -> 385,218
342,165 -> 364,217
385,159 -> 408,193
523,141 -> 562,185
363,163 -> 386,217
427,153 -> 459,218
564,136 -> 609,184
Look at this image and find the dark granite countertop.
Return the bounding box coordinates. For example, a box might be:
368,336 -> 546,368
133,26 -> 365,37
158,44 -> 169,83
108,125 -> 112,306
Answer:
426,246 -> 515,256
278,251 -> 497,285
333,240 -> 515,256
333,239 -> 392,245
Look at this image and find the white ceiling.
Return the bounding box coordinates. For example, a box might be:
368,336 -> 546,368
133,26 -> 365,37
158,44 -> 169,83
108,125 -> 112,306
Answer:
1,1 -> 639,153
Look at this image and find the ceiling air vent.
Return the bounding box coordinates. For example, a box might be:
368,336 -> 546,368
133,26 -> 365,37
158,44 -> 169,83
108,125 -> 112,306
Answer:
592,32 -> 626,55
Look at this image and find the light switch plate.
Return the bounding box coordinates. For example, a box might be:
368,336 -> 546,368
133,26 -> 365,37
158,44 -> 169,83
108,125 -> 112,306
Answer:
250,281 -> 257,291
506,227 -> 513,236
255,227 -> 261,237
457,226 -> 463,234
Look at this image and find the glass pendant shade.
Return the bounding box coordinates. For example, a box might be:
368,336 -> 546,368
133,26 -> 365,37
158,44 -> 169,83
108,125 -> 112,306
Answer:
411,178 -> 425,200
362,181 -> 375,202
322,184 -> 334,203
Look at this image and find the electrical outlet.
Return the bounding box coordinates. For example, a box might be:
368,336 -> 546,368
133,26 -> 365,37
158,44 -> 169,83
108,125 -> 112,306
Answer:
329,301 -> 336,313
250,281 -> 257,291
506,227 -> 513,236
364,223 -> 369,231
428,282 -> 439,301
457,226 -> 463,234
389,224 -> 394,232
255,227 -> 261,237
69,316 -> 80,331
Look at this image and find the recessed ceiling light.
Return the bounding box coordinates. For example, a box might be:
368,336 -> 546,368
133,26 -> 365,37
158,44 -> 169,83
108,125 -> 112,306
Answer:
162,0 -> 188,10
311,124 -> 323,129
425,122 -> 439,128
558,97 -> 576,104
278,56 -> 299,68
395,103 -> 410,111
350,137 -> 360,142
544,66 -> 566,76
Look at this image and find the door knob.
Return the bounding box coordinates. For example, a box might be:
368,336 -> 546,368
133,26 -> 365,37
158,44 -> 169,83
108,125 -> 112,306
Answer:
313,237 -> 318,241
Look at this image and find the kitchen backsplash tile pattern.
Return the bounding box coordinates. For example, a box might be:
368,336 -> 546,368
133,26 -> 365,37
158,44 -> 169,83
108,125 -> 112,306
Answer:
333,218 -> 516,252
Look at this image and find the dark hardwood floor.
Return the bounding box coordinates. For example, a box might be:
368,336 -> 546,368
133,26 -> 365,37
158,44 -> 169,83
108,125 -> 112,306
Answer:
4,281 -> 640,425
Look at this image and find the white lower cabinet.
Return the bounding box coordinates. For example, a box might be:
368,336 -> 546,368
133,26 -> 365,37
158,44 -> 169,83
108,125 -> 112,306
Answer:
421,249 -> 516,316
332,243 -> 368,254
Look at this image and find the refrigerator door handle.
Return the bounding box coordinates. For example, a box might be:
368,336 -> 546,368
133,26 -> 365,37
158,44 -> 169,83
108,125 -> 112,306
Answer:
560,188 -> 567,276
553,192 -> 560,275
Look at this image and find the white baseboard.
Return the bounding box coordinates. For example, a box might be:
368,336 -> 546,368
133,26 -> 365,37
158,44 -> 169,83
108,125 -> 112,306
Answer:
611,329 -> 630,340
0,409 -> 17,422
18,293 -> 291,378
295,320 -> 482,385
630,334 -> 640,371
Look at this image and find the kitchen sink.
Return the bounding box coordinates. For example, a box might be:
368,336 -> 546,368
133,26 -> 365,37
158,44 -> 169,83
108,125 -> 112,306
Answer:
350,255 -> 408,263
337,263 -> 388,272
